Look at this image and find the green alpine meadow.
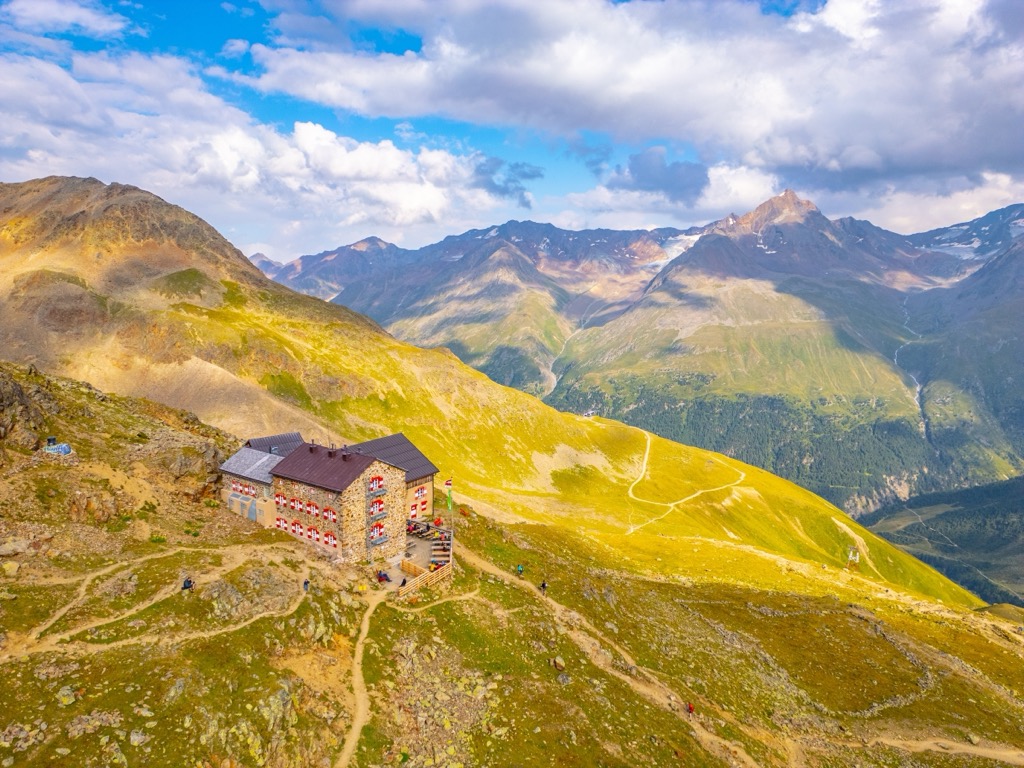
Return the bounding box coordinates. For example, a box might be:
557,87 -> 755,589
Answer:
1,177 -> 1024,767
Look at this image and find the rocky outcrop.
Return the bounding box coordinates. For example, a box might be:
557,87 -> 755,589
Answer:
0,368 -> 50,451
67,492 -> 122,524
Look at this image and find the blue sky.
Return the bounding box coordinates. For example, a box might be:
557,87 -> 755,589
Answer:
0,0 -> 1022,260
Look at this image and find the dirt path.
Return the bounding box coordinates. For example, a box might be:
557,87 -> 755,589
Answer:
2,542 -> 307,662
86,568 -> 311,653
336,589 -> 388,768
387,588 -> 481,615
625,432 -> 747,535
458,542 -> 1024,767
28,545 -> 204,640
865,737 -> 1024,765
454,544 -> 761,768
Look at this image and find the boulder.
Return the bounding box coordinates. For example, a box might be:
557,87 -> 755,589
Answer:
56,686 -> 77,706
129,729 -> 148,746
0,539 -> 30,557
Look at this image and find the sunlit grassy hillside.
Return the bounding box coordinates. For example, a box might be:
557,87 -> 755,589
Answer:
3,363 -> 1021,767
0,176 -> 981,612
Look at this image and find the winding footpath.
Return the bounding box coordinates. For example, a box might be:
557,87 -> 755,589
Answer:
625,431 -> 747,535
454,545 -> 762,768
2,542 -> 308,663
335,589 -> 387,768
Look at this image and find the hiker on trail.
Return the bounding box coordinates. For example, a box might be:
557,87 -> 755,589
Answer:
539,580 -> 548,596
303,579 -> 310,592
687,702 -> 694,718
516,564 -> 524,579
400,577 -> 407,587
182,577 -> 194,593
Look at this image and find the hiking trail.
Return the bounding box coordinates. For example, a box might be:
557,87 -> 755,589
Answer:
335,589 -> 387,768
625,431 -> 747,535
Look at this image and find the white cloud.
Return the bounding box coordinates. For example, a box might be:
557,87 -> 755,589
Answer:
554,162 -> 779,231
695,165 -> 780,215
1,0 -> 1022,257
0,47 -> 524,259
239,0 -> 1023,189
2,0 -> 127,37
220,38 -> 250,57
841,173 -> 1024,234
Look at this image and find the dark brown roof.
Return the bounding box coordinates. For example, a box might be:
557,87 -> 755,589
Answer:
270,443 -> 379,493
245,432 -> 305,457
350,433 -> 439,483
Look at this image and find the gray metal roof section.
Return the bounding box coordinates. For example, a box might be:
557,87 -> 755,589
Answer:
220,447 -> 286,485
270,443 -> 380,493
350,433 -> 439,483
244,432 -> 305,457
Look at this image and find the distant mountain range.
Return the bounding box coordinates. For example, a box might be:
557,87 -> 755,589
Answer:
258,192 -> 1024,515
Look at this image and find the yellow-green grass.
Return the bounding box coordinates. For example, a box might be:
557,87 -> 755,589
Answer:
68,559 -> 290,644
566,316 -> 917,417
455,513 -> 1024,750
0,583 -> 78,633
0,574 -> 363,768
41,550 -> 223,638
364,585 -> 719,767
5,238 -> 984,610
80,284 -> 988,609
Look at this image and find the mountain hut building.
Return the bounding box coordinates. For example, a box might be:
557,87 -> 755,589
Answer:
220,433 -> 439,565
244,431 -> 305,457
270,442 -> 407,561
348,433 -> 439,521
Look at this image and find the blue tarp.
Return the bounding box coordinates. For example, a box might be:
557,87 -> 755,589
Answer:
43,443 -> 72,455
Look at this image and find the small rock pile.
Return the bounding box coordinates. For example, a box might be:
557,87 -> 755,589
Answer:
381,633 -> 506,766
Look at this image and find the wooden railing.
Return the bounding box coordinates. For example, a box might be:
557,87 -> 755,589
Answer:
398,561 -> 452,598
400,559 -> 426,577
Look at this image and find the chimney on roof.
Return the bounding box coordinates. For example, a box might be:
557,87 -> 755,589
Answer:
341,444 -> 350,461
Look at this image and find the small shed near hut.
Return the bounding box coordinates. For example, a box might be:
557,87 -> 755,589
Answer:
219,446 -> 285,525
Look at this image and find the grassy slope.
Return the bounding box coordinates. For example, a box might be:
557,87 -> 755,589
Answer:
83,280 -> 977,609
2,358 -> 1023,766
0,179 -> 978,611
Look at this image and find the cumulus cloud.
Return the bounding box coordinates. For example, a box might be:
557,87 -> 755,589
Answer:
832,172 -> 1024,234
471,157 -> 543,209
561,162 -> 779,231
607,148 -> 708,206
0,46 -> 527,258
220,38 -> 250,57
1,0 -> 128,37
240,0 -> 1024,195
1,0 -> 1022,255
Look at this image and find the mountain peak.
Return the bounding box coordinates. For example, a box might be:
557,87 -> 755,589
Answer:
747,189 -> 819,225
715,190 -> 821,236
350,236 -> 393,252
